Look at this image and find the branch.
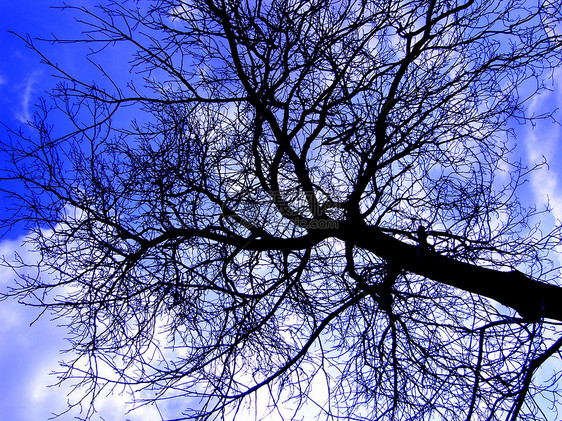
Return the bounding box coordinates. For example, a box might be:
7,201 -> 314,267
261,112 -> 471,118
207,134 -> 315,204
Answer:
337,223 -> 562,323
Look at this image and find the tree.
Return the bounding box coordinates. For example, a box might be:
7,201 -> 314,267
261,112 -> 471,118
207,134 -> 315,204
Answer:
2,0 -> 562,419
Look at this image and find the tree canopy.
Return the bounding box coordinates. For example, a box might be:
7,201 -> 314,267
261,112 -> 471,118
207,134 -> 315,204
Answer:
2,0 -> 562,420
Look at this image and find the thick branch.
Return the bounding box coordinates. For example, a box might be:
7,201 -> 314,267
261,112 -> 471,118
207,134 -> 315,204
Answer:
143,220 -> 562,322
336,224 -> 562,323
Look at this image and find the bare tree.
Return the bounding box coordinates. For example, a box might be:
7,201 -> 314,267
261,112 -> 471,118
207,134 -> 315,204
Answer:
2,0 -> 562,419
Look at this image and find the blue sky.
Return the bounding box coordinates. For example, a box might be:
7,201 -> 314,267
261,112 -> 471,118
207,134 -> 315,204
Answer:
1,1 -> 562,421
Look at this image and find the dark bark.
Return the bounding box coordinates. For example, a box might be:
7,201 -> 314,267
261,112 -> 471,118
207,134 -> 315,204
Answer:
222,219 -> 562,322
336,223 -> 562,322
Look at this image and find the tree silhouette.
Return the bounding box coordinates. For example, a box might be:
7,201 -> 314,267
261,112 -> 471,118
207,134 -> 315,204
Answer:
2,0 -> 562,420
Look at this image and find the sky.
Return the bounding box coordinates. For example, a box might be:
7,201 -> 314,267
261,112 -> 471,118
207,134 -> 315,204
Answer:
0,2 -> 176,420
1,1 -> 562,421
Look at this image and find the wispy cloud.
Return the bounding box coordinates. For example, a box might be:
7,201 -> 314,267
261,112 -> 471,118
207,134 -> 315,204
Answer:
525,68 -> 562,222
15,71 -> 41,124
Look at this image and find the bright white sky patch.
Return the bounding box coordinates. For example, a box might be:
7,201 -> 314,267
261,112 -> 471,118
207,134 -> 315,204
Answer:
0,235 -> 175,421
0,236 -> 68,421
525,68 -> 562,223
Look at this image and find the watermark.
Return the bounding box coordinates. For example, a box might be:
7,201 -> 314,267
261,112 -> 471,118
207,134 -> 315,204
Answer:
295,218 -> 340,230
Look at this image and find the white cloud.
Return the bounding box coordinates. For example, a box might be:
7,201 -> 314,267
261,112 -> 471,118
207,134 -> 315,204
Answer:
525,68 -> 562,222
0,234 -> 174,421
15,71 -> 41,124
0,229 -> 325,420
